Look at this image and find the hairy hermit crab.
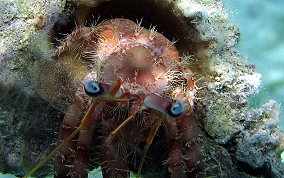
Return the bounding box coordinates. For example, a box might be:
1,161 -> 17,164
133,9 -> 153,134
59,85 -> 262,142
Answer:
25,18 -> 200,177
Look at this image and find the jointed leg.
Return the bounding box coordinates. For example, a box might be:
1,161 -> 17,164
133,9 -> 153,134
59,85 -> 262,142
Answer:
101,122 -> 130,178
164,120 -> 188,178
55,27 -> 96,57
55,98 -> 99,177
136,119 -> 162,178
70,101 -> 99,177
176,115 -> 202,176
105,110 -> 138,143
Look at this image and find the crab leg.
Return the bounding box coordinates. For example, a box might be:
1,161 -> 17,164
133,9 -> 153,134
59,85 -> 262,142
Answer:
60,80 -> 127,177
101,129 -> 130,178
105,110 -> 138,143
23,98 -> 98,178
165,114 -> 201,177
164,119 -> 188,178
98,109 -> 138,178
54,82 -> 92,177
176,115 -> 202,176
136,118 -> 162,178
69,100 -> 99,177
55,27 -> 97,57
55,98 -> 99,177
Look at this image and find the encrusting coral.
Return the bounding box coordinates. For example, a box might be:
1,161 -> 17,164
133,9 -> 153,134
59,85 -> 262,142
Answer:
0,0 -> 283,177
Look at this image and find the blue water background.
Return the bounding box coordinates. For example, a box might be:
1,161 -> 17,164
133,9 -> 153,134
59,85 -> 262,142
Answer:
222,0 -> 284,127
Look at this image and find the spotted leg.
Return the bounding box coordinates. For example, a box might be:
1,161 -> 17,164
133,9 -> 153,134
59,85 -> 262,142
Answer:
55,75 -> 94,177
100,126 -> 130,178
69,102 -> 99,177
164,119 -> 188,178
177,114 -> 202,177
100,109 -> 138,178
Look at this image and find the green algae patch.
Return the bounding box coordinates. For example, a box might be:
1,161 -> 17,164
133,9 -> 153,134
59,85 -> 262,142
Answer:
205,103 -> 241,142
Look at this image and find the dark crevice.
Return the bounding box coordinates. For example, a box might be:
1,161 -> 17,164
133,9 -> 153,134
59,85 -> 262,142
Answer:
87,0 -> 195,52
220,131 -> 241,153
49,0 -> 211,82
233,159 -> 269,177
51,2 -> 77,46
218,130 -> 272,177
51,0 -> 201,55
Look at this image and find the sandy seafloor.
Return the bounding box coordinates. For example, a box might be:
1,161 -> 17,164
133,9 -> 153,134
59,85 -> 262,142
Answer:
222,0 -> 284,127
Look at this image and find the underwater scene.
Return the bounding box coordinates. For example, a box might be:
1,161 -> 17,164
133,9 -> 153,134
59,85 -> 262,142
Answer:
0,0 -> 283,177
223,0 -> 284,130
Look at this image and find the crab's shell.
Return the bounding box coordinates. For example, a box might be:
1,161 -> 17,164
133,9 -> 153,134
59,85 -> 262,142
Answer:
32,19 -> 188,112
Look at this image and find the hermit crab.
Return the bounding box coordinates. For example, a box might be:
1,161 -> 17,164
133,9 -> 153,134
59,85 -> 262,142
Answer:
24,18 -> 200,177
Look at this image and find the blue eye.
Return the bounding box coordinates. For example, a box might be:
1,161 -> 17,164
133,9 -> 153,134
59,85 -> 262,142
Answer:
168,100 -> 184,117
84,80 -> 102,97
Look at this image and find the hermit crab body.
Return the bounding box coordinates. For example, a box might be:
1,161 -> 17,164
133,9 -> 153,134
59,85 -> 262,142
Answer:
25,19 -> 200,177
